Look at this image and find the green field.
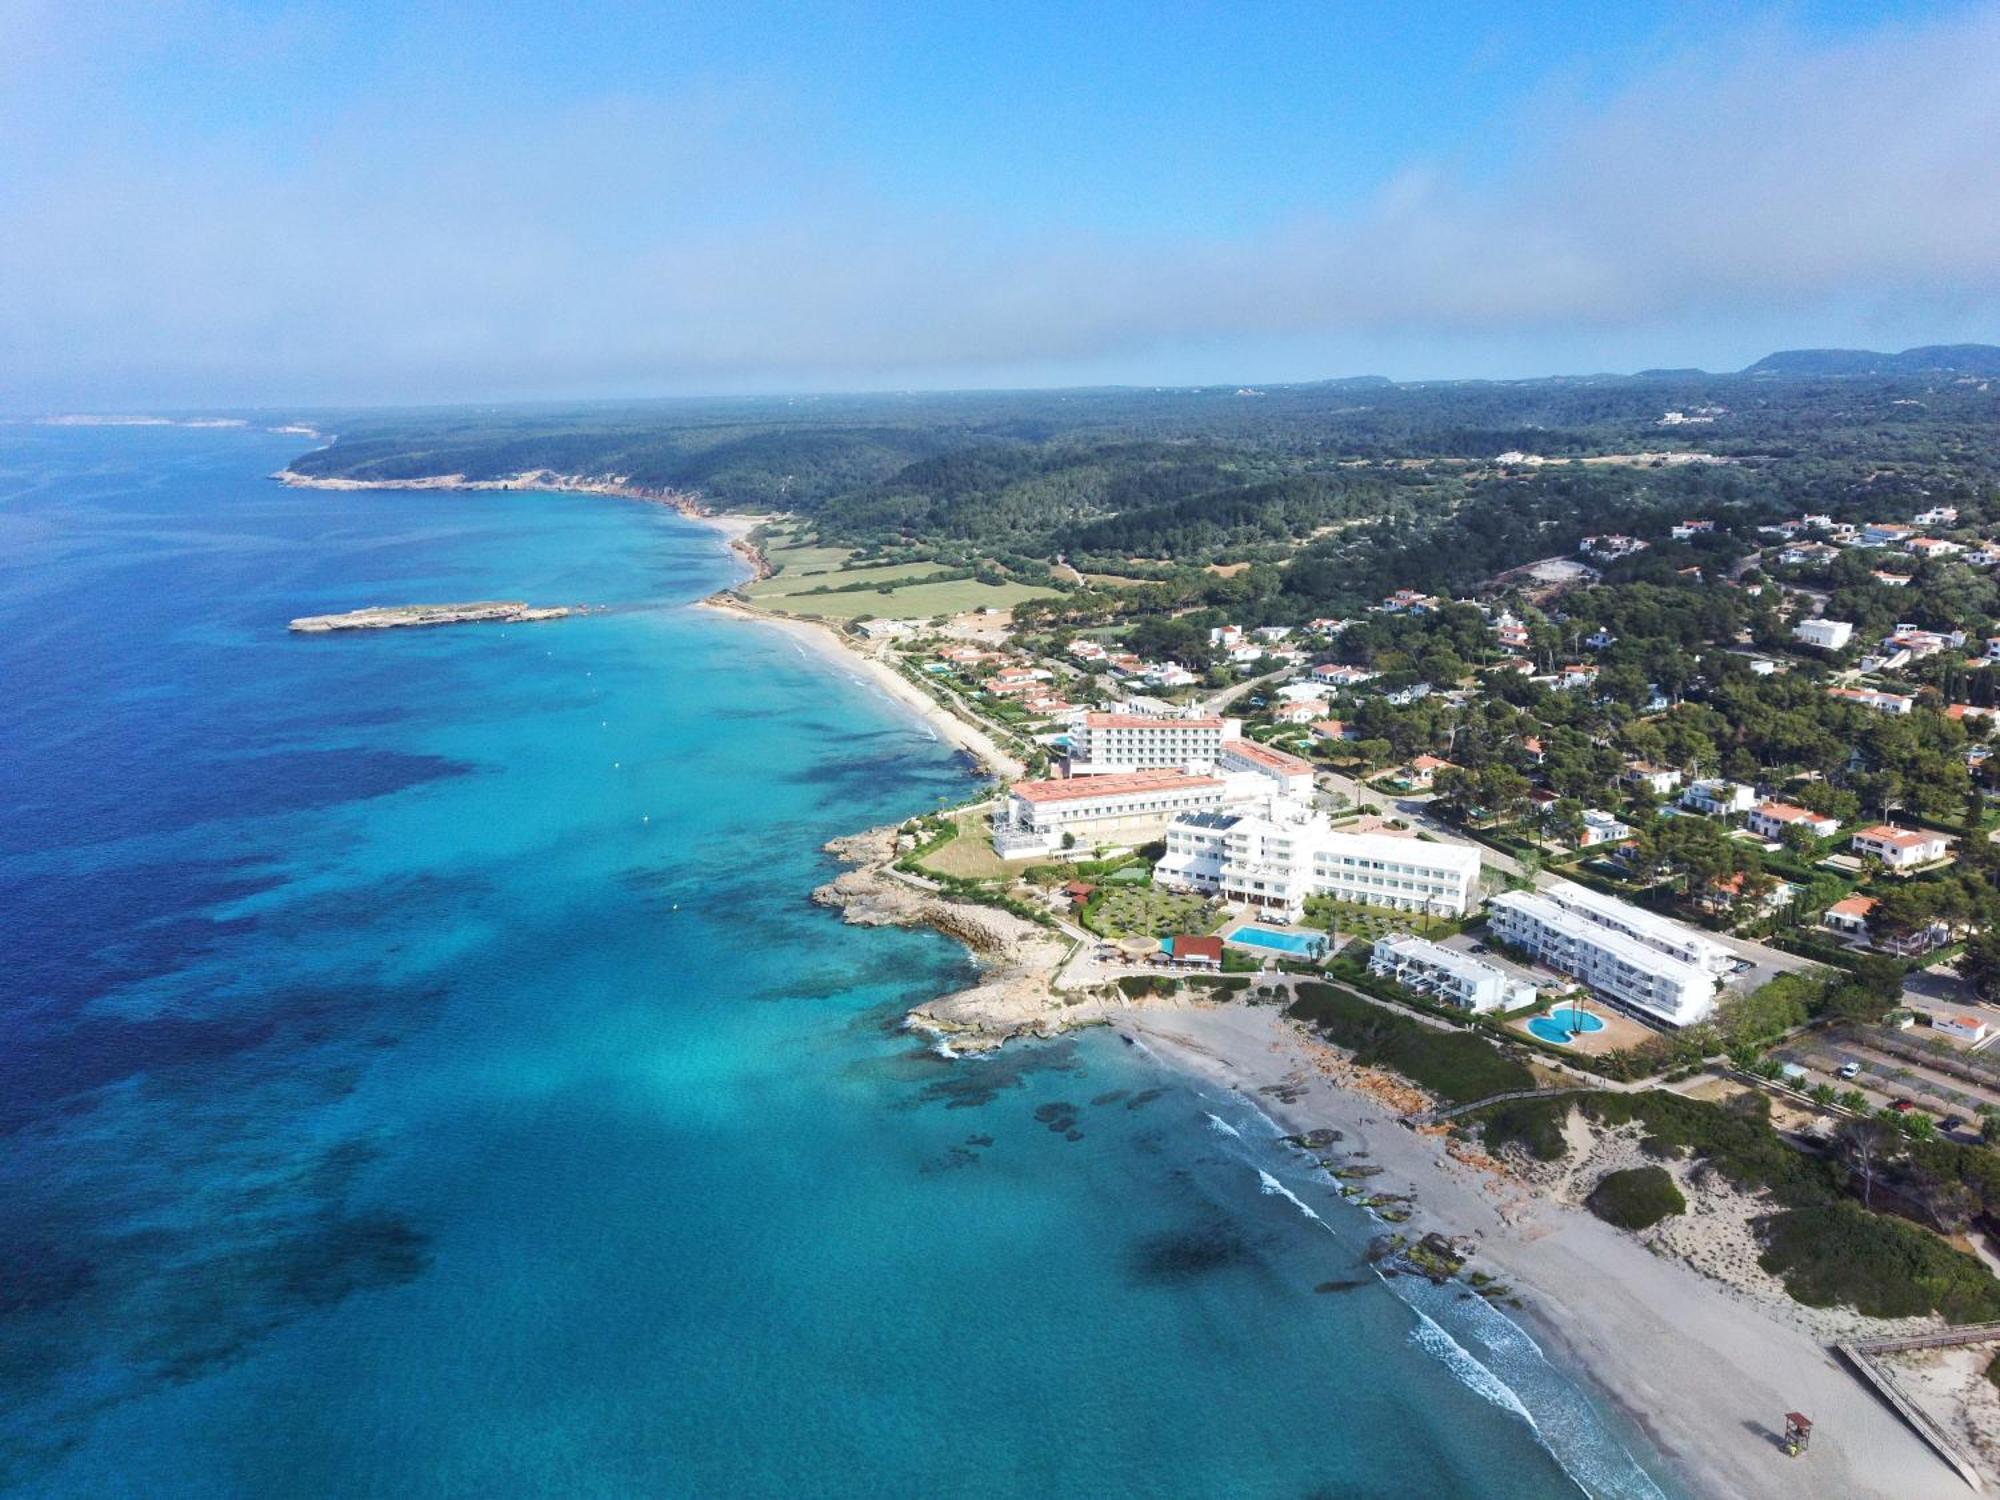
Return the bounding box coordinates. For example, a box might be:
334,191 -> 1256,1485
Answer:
916,809 -> 1037,880
751,576 -> 1058,620
749,560 -> 954,598
751,528 -> 858,576
745,527 -> 1057,619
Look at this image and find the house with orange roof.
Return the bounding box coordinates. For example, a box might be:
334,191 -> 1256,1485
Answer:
1850,824 -> 1951,871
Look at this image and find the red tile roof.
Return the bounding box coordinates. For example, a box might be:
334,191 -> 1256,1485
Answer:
1010,770 -> 1223,804
1855,825 -> 1942,850
1753,801 -> 1828,824
1224,740 -> 1314,774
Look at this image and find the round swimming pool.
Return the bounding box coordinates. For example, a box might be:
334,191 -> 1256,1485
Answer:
1527,1005 -> 1605,1045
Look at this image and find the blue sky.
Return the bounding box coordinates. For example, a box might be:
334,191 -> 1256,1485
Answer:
1,0 -> 1995,407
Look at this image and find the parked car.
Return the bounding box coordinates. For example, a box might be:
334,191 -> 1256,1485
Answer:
1837,1062 -> 1862,1081
1889,1099 -> 1917,1113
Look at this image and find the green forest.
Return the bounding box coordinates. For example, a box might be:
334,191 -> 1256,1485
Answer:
285,362 -> 2000,615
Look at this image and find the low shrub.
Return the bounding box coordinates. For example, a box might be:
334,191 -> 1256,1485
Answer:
1586,1165 -> 1686,1231
1184,975 -> 1251,995
1760,1201 -> 2000,1324
1581,1090 -> 1826,1203
1288,983 -> 1532,1104
1474,1096 -> 1572,1161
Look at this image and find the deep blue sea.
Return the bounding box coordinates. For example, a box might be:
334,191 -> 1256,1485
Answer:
0,425 -> 1681,1498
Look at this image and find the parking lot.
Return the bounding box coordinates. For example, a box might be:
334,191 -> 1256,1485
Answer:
1776,1026 -> 2000,1135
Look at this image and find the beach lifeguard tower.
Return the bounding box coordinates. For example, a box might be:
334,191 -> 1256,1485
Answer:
1782,1411 -> 1812,1458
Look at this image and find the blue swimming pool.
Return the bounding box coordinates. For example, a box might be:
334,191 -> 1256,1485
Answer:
1527,1005 -> 1605,1045
1227,924 -> 1323,955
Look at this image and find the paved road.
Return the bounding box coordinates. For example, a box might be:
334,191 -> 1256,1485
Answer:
1201,665 -> 1296,714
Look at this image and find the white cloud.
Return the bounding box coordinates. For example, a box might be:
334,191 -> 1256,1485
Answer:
1,7 -> 1996,405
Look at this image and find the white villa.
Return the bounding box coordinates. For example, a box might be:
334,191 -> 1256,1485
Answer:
1792,618 -> 1854,651
1850,825 -> 1951,871
1622,762 -> 1684,796
1746,802 -> 1841,841
1368,935 -> 1538,1014
1827,686 -> 1915,716
1680,779 -> 1758,817
1486,889 -> 1720,1026
1578,809 -> 1632,847
1156,804 -> 1481,921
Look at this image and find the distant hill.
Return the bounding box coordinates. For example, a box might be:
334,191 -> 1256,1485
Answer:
1742,343 -> 2000,377
1293,374 -> 1396,390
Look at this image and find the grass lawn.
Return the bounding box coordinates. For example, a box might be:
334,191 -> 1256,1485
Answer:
1088,884 -> 1217,938
756,576 -> 1058,620
1302,896 -> 1446,945
916,810 -> 1036,881
748,560 -> 954,598
753,527 -> 855,576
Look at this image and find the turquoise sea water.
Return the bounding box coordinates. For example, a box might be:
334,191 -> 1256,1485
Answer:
0,426 -> 1682,1498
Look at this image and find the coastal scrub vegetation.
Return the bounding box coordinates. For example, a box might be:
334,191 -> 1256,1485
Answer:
1288,981 -> 1534,1104
1586,1165 -> 1686,1231
1759,1202 -> 2000,1322
1465,1087 -> 2000,1323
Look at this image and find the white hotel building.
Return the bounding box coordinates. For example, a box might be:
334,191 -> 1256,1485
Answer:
1156,806 -> 1481,920
1486,888 -> 1721,1026
991,770 -> 1228,857
1216,737 -> 1316,801
1067,713 -> 1227,775
1368,935 -> 1538,1014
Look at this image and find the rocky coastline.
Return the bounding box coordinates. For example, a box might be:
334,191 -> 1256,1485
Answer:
812,823 -> 1174,1050
288,601 -> 571,633
273,466 -> 773,582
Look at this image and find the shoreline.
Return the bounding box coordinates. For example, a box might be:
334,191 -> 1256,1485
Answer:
697,595 -> 1029,782
269,463 -> 1976,1497
1118,1003 -> 1974,1500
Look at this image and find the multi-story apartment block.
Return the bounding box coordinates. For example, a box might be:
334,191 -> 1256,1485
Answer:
1368,935 -> 1537,1014
1486,889 -> 1719,1026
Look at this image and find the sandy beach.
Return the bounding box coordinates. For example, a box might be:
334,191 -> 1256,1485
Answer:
673,497 -> 1980,1500
1120,1003 -> 1974,1500
698,595 -> 1029,781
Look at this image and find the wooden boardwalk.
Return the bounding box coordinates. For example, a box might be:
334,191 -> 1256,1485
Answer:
1836,1322 -> 2000,1493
